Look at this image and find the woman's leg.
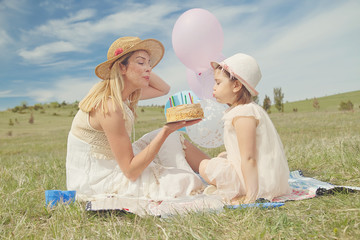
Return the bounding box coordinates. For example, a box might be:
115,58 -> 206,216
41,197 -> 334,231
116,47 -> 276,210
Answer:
183,139 -> 210,173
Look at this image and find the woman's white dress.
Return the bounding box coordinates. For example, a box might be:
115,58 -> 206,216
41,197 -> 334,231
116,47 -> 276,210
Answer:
205,102 -> 291,201
66,104 -> 204,201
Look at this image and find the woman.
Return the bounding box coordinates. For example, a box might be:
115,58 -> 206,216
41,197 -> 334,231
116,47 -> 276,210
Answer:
66,36 -> 208,201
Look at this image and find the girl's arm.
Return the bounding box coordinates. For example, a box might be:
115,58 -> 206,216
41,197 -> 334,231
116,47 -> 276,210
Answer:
233,116 -> 258,203
97,101 -> 200,181
140,72 -> 170,100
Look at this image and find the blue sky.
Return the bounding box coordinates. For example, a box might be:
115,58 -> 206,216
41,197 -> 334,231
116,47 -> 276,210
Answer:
0,0 -> 359,110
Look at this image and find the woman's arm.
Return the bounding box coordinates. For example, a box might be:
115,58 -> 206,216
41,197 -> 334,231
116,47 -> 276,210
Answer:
140,72 -> 170,100
97,102 -> 200,181
233,116 -> 258,203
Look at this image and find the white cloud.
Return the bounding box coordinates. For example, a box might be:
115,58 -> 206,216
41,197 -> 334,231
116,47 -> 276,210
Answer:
18,4 -> 180,65
0,30 -> 12,48
27,89 -> 55,103
0,0 -> 26,12
26,77 -> 99,103
0,90 -> 13,97
18,41 -> 79,64
37,59 -> 94,69
39,0 -> 75,11
215,0 -> 360,101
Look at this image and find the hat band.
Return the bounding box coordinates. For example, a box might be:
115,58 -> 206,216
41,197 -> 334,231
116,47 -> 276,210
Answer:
222,64 -> 258,96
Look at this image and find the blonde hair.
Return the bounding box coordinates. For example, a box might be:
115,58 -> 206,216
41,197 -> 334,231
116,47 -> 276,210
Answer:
79,52 -> 141,119
215,66 -> 252,105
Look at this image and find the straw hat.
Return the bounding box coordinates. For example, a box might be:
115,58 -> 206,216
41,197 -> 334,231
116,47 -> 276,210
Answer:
95,36 -> 165,80
211,53 -> 262,96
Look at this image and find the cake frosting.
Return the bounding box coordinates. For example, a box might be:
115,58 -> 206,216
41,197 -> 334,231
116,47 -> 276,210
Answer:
166,103 -> 204,122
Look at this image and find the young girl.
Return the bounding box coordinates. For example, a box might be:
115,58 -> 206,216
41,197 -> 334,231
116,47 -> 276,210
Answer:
199,53 -> 291,204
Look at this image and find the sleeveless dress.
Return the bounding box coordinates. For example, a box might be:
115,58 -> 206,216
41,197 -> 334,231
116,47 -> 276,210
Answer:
205,102 -> 291,201
66,103 -> 204,201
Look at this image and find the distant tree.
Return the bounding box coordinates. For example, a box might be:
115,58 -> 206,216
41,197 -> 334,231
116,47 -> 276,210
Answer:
50,101 -> 61,108
11,106 -> 21,113
252,95 -> 259,104
339,100 -> 354,111
273,88 -> 284,112
29,113 -> 34,124
21,101 -> 28,109
313,98 -> 320,110
262,95 -> 271,113
34,103 -> 43,111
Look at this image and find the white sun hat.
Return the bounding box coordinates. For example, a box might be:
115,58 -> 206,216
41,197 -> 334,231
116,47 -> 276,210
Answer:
211,53 -> 262,96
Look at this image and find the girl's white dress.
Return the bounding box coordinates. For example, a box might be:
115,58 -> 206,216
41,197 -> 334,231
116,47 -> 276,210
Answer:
66,104 -> 204,201
205,102 -> 291,201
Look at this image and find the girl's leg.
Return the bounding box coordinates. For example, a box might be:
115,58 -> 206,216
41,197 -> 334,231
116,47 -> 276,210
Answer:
199,159 -> 216,185
183,139 -> 209,173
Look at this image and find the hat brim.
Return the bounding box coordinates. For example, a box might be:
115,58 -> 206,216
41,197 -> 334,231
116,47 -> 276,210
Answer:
210,61 -> 258,96
95,39 -> 164,80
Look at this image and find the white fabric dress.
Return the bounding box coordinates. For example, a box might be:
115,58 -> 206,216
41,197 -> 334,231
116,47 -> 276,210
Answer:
205,102 -> 291,201
66,104 -> 204,201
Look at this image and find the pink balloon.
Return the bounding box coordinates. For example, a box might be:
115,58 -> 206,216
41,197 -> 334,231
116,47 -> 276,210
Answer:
172,8 -> 224,72
186,54 -> 225,100
186,68 -> 215,100
186,68 -> 203,99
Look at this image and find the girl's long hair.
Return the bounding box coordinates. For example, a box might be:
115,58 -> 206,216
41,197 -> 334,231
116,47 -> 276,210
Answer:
79,52 -> 141,119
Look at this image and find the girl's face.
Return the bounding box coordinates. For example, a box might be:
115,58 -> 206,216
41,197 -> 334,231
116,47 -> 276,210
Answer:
121,50 -> 152,89
213,69 -> 240,106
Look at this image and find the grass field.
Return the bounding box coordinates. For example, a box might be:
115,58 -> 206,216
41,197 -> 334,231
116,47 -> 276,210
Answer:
0,92 -> 359,239
282,90 -> 360,113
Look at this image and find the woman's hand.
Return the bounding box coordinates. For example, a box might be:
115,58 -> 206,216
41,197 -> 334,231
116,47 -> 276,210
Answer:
163,119 -> 202,135
140,72 -> 170,100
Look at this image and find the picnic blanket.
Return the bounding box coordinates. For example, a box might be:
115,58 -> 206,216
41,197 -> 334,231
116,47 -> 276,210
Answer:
85,170 -> 360,217
273,170 -> 360,202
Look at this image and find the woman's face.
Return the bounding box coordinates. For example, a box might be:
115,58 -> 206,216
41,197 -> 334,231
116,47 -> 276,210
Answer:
121,50 -> 152,89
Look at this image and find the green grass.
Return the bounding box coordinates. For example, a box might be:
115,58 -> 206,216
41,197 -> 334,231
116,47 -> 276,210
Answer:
1,92 -> 360,239
282,90 -> 360,113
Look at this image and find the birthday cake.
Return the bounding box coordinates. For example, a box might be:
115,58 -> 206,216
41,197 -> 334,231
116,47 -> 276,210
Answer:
166,103 -> 204,123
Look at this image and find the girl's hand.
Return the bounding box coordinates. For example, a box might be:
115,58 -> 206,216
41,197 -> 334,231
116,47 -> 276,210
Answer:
244,190 -> 258,203
243,196 -> 257,204
217,151 -> 227,158
231,195 -> 256,205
